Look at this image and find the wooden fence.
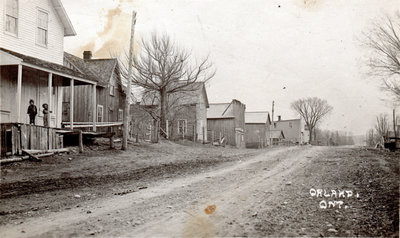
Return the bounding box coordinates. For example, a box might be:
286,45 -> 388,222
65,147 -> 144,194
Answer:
0,123 -> 62,158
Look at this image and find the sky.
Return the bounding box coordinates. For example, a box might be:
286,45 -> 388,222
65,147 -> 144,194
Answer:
63,0 -> 400,135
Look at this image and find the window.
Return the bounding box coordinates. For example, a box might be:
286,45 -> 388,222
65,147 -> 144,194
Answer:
109,85 -> 115,96
5,0 -> 18,35
118,109 -> 123,122
97,105 -> 103,122
289,122 -> 293,128
178,119 -> 187,134
36,10 -> 48,46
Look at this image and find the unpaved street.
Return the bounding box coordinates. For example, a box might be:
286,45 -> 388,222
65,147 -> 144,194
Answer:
0,144 -> 399,237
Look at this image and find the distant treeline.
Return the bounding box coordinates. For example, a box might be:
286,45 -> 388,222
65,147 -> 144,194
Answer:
313,129 -> 355,146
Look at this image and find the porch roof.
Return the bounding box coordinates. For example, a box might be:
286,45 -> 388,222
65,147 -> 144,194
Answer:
0,48 -> 97,85
270,130 -> 285,139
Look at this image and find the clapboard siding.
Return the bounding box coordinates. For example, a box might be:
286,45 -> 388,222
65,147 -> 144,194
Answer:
196,88 -> 208,141
0,0 -> 65,65
1,65 -> 62,127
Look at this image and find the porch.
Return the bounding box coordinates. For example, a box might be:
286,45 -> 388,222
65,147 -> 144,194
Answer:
0,48 -> 98,157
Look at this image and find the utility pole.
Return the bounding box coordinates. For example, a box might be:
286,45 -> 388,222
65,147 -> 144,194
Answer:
393,108 -> 397,140
271,100 -> 275,123
270,100 -> 275,146
122,11 -> 137,150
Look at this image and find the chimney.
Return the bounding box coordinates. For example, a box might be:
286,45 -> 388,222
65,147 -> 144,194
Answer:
278,115 -> 281,121
83,51 -> 92,60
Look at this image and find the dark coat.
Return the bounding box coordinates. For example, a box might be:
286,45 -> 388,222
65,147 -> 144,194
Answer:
27,105 -> 37,117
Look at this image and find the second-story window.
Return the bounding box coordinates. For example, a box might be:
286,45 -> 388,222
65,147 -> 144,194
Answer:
37,10 -> 48,46
5,0 -> 18,35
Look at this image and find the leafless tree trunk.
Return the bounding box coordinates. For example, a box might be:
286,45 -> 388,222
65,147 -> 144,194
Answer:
123,33 -> 215,137
375,114 -> 390,144
366,129 -> 376,147
364,13 -> 400,101
291,97 -> 333,143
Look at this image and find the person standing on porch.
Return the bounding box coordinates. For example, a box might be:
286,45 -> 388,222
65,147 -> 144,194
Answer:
42,103 -> 51,127
27,100 -> 37,125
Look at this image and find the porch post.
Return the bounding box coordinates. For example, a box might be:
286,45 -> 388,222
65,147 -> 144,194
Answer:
16,64 -> 22,123
48,73 -> 52,126
92,84 -> 96,131
70,78 -> 74,130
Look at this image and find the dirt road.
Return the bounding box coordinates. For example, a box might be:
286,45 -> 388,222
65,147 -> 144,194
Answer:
0,144 -> 398,237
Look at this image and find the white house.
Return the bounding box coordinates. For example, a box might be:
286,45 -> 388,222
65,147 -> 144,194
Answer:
272,116 -> 309,144
0,0 -> 97,128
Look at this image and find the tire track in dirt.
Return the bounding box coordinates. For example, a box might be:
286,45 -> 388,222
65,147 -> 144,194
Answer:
0,146 -> 318,237
127,146 -> 324,237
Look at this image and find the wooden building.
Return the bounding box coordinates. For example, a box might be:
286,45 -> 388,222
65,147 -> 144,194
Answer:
207,99 -> 246,148
0,0 -> 98,157
272,116 -> 309,144
244,111 -> 271,148
269,130 -> 285,145
130,82 -> 209,142
62,51 -> 126,133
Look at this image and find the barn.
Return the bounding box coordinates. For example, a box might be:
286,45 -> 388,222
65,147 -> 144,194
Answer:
207,99 -> 246,148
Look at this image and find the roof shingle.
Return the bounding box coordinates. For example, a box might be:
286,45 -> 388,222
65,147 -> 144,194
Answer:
245,111 -> 270,124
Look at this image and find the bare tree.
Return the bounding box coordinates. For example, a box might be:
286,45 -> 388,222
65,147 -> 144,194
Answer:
366,128 -> 378,147
364,13 -> 400,100
291,97 -> 333,143
125,33 -> 215,135
375,114 -> 390,144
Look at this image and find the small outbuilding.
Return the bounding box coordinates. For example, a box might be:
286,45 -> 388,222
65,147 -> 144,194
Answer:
207,99 -> 246,148
269,130 -> 285,145
244,111 -> 271,148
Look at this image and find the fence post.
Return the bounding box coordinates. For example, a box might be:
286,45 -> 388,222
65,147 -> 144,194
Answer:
193,125 -> 196,142
78,130 -> 84,153
202,127 -> 205,144
166,120 -> 169,139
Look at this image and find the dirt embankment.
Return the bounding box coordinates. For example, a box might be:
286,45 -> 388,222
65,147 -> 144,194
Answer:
252,147 -> 399,237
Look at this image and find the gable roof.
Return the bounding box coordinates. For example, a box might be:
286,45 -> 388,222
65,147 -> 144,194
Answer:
64,52 -> 118,87
51,0 -> 76,36
270,130 -> 285,139
140,81 -> 208,107
207,103 -> 234,119
275,118 -> 301,123
245,111 -> 271,124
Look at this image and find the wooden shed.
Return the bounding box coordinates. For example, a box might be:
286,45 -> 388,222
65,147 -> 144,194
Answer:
207,99 -> 246,148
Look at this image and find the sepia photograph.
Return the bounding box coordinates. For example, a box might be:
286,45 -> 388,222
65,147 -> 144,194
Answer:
0,0 -> 399,237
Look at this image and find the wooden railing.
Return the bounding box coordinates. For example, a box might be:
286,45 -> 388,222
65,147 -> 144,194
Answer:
1,123 -> 62,157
